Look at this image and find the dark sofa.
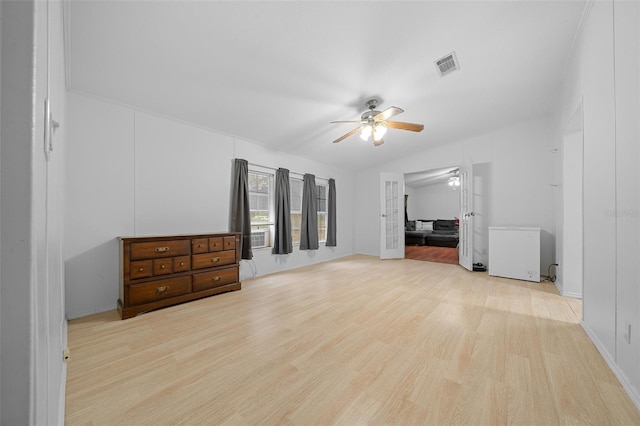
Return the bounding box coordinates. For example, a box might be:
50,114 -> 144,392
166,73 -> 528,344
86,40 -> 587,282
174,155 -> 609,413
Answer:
405,219 -> 459,248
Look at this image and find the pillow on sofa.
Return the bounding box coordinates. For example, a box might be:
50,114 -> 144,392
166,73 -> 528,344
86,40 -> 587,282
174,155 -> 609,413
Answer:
406,220 -> 416,231
420,221 -> 433,231
434,219 -> 456,230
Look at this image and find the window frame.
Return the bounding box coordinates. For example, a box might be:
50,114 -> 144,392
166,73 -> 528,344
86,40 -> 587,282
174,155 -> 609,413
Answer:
316,180 -> 328,243
289,176 -> 304,246
248,168 -> 275,249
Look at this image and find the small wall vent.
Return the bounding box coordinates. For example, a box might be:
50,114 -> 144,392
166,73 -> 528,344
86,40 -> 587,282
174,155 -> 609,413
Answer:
435,52 -> 459,77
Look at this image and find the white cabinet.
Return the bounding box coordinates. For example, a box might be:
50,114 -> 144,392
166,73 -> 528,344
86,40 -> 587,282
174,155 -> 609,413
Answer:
488,227 -> 540,282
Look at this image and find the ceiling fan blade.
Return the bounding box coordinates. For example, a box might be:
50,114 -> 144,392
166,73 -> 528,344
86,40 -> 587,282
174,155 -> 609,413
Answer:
332,126 -> 362,143
330,120 -> 362,124
385,121 -> 425,132
374,106 -> 404,121
373,138 -> 384,147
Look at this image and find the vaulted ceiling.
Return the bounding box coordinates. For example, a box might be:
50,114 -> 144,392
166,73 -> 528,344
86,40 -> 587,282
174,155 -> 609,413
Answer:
66,1 -> 586,171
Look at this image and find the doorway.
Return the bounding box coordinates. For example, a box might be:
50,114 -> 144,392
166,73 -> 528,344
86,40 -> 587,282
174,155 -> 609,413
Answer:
404,167 -> 461,264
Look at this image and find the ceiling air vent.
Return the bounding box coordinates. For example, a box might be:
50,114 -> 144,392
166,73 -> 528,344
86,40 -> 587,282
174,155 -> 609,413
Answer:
435,52 -> 459,77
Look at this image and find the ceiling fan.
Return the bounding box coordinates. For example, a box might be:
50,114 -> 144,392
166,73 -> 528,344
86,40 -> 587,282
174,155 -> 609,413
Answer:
331,99 -> 424,146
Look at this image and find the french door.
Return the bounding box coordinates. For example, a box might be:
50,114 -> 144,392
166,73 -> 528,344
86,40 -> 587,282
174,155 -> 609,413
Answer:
380,172 -> 405,259
459,162 -> 474,270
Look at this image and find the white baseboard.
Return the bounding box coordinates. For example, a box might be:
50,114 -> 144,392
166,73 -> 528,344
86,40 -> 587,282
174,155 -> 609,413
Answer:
562,290 -> 582,299
581,320 -> 640,412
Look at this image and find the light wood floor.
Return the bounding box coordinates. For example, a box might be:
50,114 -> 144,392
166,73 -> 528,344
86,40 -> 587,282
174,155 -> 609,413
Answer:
66,255 -> 640,425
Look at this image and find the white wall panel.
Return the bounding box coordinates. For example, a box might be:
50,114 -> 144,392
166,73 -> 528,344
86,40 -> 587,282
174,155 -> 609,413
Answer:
65,93 -> 356,317
580,0 -> 617,357
558,0 -> 640,409
66,93 -> 135,318
613,0 -> 640,398
133,111 -> 233,236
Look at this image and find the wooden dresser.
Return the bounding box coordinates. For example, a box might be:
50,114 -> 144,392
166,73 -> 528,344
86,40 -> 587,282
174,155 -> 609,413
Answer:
118,232 -> 241,319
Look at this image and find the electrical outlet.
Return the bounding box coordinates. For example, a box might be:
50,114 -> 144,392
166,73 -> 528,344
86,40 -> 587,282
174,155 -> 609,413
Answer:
63,348 -> 71,363
623,322 -> 631,344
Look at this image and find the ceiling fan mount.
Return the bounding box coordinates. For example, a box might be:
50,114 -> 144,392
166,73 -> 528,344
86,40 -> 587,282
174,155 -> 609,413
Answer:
361,99 -> 381,121
331,99 -> 424,146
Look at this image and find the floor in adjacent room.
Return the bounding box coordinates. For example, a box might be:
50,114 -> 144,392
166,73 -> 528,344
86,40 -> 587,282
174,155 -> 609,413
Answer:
405,244 -> 459,264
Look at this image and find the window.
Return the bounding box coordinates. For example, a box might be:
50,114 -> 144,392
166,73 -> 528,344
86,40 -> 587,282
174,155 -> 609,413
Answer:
290,177 -> 303,245
317,183 -> 328,242
248,170 -> 274,248
290,177 -> 327,245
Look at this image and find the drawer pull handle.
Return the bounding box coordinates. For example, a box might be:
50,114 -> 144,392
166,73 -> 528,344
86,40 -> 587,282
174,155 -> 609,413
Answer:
211,257 -> 220,263
212,276 -> 221,282
155,286 -> 170,294
138,268 -> 144,272
155,246 -> 170,253
180,262 -> 185,266
160,265 -> 166,269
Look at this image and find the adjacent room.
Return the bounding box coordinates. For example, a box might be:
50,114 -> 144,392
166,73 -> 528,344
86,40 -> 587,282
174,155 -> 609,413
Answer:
404,167 -> 462,264
1,1 -> 640,424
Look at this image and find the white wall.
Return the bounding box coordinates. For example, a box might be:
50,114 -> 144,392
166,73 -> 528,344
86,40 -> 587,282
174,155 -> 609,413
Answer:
356,115 -> 555,275
408,183 -> 459,221
557,0 -> 640,409
1,0 -> 68,424
404,186 -> 417,221
561,124 -> 583,298
65,92 -> 356,319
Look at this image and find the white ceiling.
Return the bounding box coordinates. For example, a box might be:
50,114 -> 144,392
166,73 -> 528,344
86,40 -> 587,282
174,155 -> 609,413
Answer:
66,1 -> 586,171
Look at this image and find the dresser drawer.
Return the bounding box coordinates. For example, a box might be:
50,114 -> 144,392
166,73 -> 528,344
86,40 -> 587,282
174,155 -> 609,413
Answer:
130,260 -> 152,280
128,276 -> 191,306
191,238 -> 209,254
208,237 -> 223,252
173,256 -> 190,273
192,266 -> 239,292
223,236 -> 236,250
153,258 -> 173,275
191,250 -> 236,270
130,240 -> 190,260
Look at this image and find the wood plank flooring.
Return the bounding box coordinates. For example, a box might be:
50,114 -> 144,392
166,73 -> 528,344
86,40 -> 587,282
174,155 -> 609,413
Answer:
65,255 -> 640,425
405,245 -> 459,264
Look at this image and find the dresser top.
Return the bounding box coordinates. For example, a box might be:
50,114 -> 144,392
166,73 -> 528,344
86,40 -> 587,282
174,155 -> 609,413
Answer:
118,232 -> 240,241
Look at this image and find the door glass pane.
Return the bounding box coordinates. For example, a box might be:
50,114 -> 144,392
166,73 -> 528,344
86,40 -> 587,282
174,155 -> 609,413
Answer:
384,180 -> 399,250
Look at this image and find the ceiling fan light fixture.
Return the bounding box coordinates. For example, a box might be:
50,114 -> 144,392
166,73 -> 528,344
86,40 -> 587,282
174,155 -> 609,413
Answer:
360,125 -> 372,140
331,98 -> 423,145
373,123 -> 387,140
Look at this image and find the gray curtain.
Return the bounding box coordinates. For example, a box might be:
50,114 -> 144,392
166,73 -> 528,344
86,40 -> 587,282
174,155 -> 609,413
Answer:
300,173 -> 319,250
326,178 -> 337,247
229,158 -> 253,260
272,168 -> 293,254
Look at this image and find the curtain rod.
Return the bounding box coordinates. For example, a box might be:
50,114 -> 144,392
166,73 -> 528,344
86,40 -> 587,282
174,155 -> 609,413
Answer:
247,161 -> 331,182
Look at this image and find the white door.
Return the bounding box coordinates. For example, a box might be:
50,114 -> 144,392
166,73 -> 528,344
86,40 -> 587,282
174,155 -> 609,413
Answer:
380,172 -> 405,259
459,163 -> 474,270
